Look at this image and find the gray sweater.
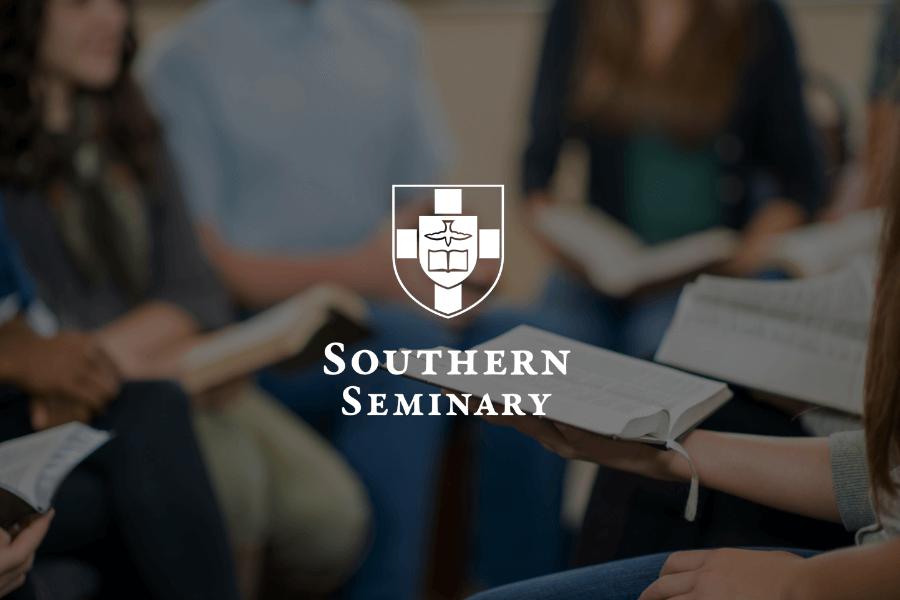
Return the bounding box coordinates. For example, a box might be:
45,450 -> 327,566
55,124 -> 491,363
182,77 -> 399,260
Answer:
830,430 -> 900,545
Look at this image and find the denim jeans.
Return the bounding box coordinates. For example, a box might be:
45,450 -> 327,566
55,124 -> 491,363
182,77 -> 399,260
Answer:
467,548 -> 821,600
259,298 -> 592,597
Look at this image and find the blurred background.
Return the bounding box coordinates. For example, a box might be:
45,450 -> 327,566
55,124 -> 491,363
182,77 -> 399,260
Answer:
136,0 -> 882,301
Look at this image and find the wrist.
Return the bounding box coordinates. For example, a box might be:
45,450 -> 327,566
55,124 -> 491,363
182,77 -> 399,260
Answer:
0,326 -> 39,390
657,430 -> 703,483
781,556 -> 814,600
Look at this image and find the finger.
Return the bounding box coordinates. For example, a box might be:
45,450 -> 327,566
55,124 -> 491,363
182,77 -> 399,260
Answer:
0,527 -> 10,548
88,345 -> 122,390
28,400 -> 49,431
9,552 -> 33,578
503,414 -> 570,446
659,550 -> 710,577
0,572 -> 27,597
76,371 -> 118,410
83,366 -> 120,402
637,572 -> 697,600
45,399 -> 91,428
11,512 -> 52,555
58,379 -> 101,409
0,510 -> 52,573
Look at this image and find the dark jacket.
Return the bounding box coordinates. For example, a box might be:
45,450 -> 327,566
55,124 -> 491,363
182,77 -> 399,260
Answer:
523,0 -> 825,232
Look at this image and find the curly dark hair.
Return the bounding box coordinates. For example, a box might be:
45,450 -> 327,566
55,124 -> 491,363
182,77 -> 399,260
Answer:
0,0 -> 160,188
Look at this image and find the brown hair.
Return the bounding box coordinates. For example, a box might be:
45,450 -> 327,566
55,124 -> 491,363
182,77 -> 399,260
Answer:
569,0 -> 757,144
865,106 -> 900,501
0,0 -> 160,188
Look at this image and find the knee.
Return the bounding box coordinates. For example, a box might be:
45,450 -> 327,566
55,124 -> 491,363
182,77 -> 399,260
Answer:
270,465 -> 373,593
105,381 -> 192,430
193,412 -> 271,549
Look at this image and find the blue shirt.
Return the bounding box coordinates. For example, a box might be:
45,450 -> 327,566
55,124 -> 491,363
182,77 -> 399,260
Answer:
137,0 -> 455,253
0,190 -> 56,335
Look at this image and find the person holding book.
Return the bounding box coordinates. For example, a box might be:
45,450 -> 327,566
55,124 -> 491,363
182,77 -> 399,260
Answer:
524,0 -> 825,358
135,0 -> 591,592
0,180 -> 242,598
519,0 -> 859,566
459,108 -> 900,596
0,0 -> 372,596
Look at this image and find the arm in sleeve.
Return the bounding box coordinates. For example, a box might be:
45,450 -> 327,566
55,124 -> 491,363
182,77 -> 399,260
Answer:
522,0 -> 579,195
830,429 -> 877,532
0,190 -> 55,334
146,146 -> 234,332
750,0 -> 826,218
136,46 -> 226,230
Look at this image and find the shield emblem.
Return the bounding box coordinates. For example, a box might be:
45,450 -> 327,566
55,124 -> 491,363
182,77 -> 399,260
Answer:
393,186 -> 504,318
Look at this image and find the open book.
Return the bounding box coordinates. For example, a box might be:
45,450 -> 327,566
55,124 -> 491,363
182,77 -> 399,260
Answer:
395,325 -> 732,445
536,204 -> 739,298
181,284 -> 369,394
759,209 -> 882,278
656,258 -> 874,415
0,423 -> 111,529
428,249 -> 468,272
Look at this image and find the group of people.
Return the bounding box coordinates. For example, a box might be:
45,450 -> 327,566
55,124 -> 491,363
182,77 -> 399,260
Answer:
0,0 -> 897,598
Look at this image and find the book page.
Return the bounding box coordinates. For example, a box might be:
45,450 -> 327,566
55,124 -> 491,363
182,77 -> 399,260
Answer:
0,423 -> 110,512
402,326 -> 728,440
428,250 -> 448,272
537,205 -> 738,297
535,206 -> 645,297
448,250 -> 468,272
763,209 -> 881,277
184,297 -> 309,370
656,259 -> 873,414
639,228 -> 739,284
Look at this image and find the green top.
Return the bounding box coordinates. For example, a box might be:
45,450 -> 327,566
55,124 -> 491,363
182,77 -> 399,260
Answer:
625,133 -> 722,244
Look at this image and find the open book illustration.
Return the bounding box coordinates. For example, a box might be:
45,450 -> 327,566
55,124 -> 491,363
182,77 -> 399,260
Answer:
181,284 -> 369,394
759,208 -> 882,278
428,249 -> 468,272
536,204 -> 739,298
393,325 -> 732,446
0,423 -> 111,529
656,258 -> 874,415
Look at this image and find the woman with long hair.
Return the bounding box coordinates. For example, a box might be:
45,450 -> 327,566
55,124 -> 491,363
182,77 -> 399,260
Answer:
526,0 -> 823,357
0,0 -> 371,596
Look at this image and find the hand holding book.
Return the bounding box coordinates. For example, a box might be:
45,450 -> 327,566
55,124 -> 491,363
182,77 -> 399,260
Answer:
457,391 -> 683,482
0,509 -> 53,597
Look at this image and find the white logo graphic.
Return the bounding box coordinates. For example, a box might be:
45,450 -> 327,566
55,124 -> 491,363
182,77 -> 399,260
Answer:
393,185 -> 504,318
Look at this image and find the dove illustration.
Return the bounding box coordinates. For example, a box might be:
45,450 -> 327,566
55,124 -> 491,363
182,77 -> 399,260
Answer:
425,220 -> 472,246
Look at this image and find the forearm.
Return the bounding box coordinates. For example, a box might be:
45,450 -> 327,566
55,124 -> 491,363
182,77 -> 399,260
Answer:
0,318 -> 38,385
96,302 -> 202,379
197,224 -> 380,308
669,430 -> 841,523
205,246 -> 375,308
787,537 -> 900,600
744,198 -> 808,237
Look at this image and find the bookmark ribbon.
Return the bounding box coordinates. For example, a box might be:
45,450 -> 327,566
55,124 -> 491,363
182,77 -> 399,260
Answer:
666,439 -> 699,522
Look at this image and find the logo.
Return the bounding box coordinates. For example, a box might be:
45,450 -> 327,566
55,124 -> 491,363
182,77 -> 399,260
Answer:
393,185 -> 504,318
